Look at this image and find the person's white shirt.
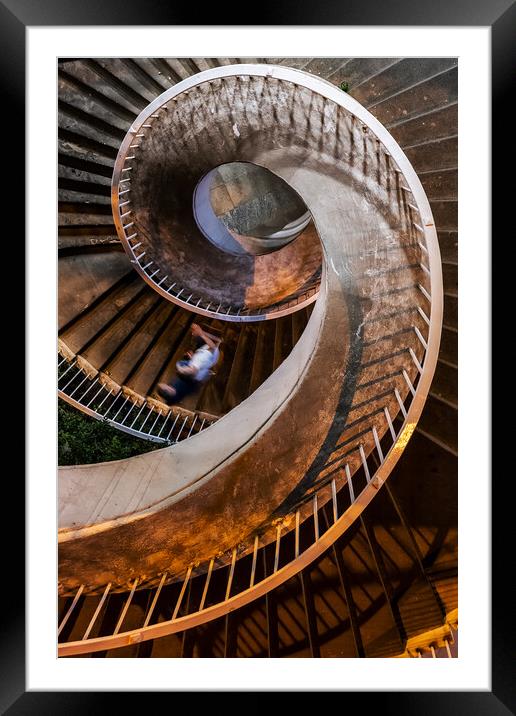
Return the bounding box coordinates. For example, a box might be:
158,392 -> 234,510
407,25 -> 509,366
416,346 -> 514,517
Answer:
188,343 -> 220,382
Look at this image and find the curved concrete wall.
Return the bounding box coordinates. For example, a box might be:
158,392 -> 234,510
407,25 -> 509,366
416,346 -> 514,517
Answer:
193,162 -> 310,256
59,66 -> 441,593
122,95 -> 322,310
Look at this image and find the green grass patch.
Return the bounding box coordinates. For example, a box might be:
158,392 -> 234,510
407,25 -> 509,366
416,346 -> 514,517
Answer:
58,401 -> 162,466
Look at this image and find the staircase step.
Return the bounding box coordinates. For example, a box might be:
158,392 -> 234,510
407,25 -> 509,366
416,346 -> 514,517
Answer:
248,321 -> 275,395
406,136 -> 457,174
133,58 -> 178,89
442,263 -> 457,297
355,264 -> 426,296
60,274 -> 143,351
59,208 -> 114,226
389,102 -> 458,149
95,58 -> 160,104
166,58 -> 197,81
58,67 -> 135,128
58,129 -> 118,163
363,308 -> 428,345
221,325 -> 258,411
58,252 -> 134,332
58,233 -> 119,252
58,152 -> 114,179
80,289 -> 158,368
431,361 -> 457,407
59,167 -> 112,194
148,311 -> 197,394
421,169 -> 457,200
266,57 -> 312,70
103,299 -> 173,385
418,394 -> 457,454
58,224 -> 116,237
371,66 -> 458,127
443,294 -> 457,329
437,230 -> 458,264
119,58 -> 167,97
300,57 -> 352,80
354,58 -> 457,109
58,98 -> 125,145
59,201 -> 113,216
357,349 -> 418,390
125,305 -> 183,395
439,325 -> 457,366
341,58 -> 401,90
361,327 -> 423,366
74,59 -> 147,114
429,199 -> 458,234
428,569 -> 458,614
358,285 -> 428,321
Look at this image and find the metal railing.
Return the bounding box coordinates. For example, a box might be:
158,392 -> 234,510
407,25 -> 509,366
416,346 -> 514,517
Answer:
58,352 -> 217,445
58,393 -> 430,655
58,300 -> 435,655
59,65 -> 442,655
405,617 -> 458,658
112,75 -> 321,323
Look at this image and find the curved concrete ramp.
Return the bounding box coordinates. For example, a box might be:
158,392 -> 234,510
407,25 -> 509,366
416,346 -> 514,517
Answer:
59,66 -> 442,594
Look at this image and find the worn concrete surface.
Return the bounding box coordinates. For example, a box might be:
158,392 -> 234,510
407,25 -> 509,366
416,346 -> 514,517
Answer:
58,251 -> 133,331
59,74 -> 430,592
211,162 -> 306,234
197,161 -> 309,256
126,81 -> 325,309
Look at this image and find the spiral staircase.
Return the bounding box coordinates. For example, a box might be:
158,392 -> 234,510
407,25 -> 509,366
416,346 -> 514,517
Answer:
57,57 -> 457,658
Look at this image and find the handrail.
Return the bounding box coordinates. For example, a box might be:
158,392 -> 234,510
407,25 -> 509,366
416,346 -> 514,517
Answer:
263,210 -> 312,240
59,65 -> 442,655
58,351 -> 217,445
112,70 -> 321,322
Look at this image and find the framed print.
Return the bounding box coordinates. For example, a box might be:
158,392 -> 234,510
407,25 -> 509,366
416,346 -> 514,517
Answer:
5,0 -> 508,709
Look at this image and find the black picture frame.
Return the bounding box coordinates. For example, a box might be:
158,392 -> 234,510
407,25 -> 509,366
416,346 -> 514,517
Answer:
5,0 -> 509,710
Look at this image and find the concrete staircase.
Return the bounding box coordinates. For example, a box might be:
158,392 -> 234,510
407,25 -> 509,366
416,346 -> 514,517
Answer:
57,57 -> 457,658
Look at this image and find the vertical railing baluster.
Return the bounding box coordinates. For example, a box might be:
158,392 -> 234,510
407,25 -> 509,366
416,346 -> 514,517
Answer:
273,525 -> 281,573
82,583 -> 111,641
199,558 -> 214,611
249,535 -> 259,588
295,510 -> 300,558
171,566 -> 193,621
58,584 -> 84,637
143,573 -> 167,628
384,406 -> 397,442
331,478 -> 338,522
345,464 -> 355,503
225,549 -> 237,601
359,445 -> 371,483
113,578 -> 139,635
372,426 -> 384,463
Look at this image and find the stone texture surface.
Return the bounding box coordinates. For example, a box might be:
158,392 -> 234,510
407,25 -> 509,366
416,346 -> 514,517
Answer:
59,74 -> 429,592
194,161 -> 313,257
56,58 -> 457,658
126,83 -> 324,309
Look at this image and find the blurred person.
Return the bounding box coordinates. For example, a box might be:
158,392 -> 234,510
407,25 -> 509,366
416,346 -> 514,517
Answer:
157,323 -> 221,406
